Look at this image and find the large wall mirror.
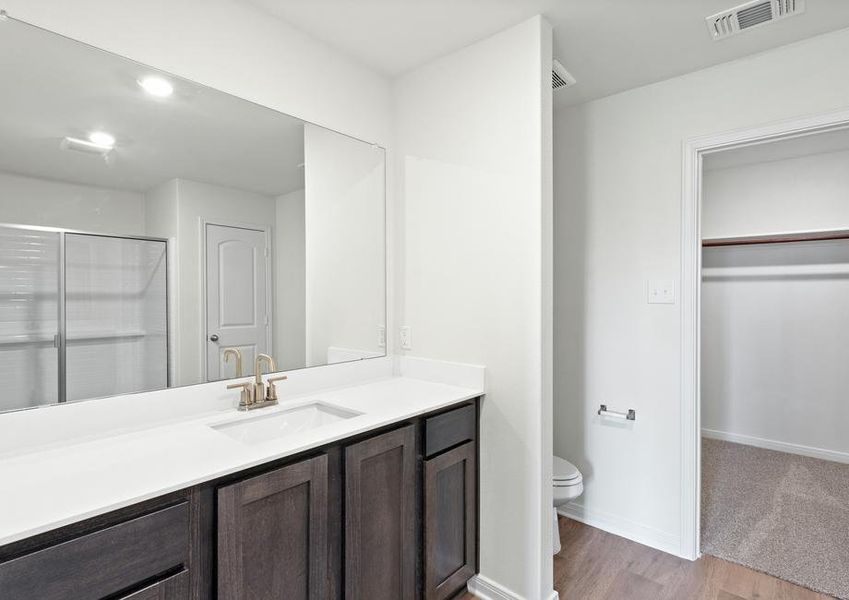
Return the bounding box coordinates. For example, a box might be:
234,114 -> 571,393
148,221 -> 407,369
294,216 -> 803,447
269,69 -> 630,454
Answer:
0,18 -> 386,413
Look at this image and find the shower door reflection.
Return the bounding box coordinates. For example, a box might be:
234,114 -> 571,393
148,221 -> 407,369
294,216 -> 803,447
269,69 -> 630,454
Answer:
65,234 -> 169,402
0,226 -> 169,409
0,226 -> 60,411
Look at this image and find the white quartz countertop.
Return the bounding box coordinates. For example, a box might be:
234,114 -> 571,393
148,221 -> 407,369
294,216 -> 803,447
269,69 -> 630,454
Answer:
0,375 -> 482,547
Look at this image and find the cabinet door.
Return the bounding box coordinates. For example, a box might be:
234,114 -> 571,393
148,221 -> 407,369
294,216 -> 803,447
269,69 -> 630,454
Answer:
345,425 -> 417,600
424,441 -> 476,600
218,455 -> 328,600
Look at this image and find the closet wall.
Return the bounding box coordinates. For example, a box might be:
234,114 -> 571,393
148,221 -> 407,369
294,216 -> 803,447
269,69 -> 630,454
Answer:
703,149 -> 849,238
701,148 -> 849,462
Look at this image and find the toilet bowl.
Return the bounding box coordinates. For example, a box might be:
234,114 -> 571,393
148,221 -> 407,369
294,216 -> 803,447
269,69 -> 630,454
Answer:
552,455 -> 583,554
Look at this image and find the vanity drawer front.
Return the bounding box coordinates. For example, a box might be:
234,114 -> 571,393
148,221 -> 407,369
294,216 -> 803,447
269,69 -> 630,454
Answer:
424,403 -> 476,458
0,502 -> 189,600
119,569 -> 189,599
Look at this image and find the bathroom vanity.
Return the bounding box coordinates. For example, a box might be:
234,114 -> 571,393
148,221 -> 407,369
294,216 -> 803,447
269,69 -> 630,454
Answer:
0,377 -> 481,600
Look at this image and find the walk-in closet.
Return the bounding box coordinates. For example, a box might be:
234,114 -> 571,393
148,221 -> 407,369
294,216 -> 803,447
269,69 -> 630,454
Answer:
700,128 -> 849,599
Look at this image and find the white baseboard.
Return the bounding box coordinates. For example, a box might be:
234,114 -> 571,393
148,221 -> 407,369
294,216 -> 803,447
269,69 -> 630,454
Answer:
467,574 -> 525,600
701,428 -> 849,464
466,574 -> 558,600
558,503 -> 681,558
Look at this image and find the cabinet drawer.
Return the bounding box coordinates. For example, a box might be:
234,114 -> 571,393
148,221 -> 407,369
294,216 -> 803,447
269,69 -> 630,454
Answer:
424,403 -> 476,458
120,569 -> 189,599
0,502 -> 189,600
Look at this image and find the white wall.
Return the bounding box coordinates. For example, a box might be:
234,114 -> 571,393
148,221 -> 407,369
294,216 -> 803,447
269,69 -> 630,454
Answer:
703,150 -> 849,238
275,189 -> 306,370
554,27 -> 849,556
144,179 -> 179,240
395,16 -> 553,600
145,180 -> 180,385
304,124 -> 385,366
701,151 -> 849,461
0,170 -> 145,235
701,242 -> 849,460
1,0 -> 392,147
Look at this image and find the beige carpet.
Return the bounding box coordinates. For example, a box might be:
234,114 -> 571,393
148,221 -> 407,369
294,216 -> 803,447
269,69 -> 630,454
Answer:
702,438 -> 849,599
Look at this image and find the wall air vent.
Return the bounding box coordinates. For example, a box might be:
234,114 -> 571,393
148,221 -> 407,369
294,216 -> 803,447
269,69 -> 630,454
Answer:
706,0 -> 805,40
552,59 -> 576,91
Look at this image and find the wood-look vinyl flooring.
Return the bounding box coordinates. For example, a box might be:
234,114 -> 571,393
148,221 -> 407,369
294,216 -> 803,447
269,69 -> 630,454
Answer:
461,517 -> 834,600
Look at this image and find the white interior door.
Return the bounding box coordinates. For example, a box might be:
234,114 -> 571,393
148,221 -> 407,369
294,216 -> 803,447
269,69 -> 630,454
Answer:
206,224 -> 269,381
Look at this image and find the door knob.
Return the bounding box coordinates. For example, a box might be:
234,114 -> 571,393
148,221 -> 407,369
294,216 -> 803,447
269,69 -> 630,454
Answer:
209,334 -> 220,342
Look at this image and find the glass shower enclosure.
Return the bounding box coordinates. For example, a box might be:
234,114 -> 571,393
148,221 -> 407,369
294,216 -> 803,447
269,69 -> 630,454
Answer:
0,225 -> 169,411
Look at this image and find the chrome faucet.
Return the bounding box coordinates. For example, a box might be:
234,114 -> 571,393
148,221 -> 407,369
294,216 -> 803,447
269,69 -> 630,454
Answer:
226,353 -> 287,411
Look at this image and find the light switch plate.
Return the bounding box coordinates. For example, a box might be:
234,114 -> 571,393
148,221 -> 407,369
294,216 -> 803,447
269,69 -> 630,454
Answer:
648,280 -> 676,304
400,326 -> 412,350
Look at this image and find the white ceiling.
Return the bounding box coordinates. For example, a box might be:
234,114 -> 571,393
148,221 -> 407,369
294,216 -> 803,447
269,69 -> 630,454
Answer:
0,18 -> 305,196
244,0 -> 849,107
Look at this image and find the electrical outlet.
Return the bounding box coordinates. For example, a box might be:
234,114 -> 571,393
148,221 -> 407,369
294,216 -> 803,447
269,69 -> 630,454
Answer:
647,280 -> 676,304
400,326 -> 412,350
377,325 -> 386,348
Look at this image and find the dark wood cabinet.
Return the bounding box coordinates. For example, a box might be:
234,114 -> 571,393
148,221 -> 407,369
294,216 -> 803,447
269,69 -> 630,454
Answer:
0,502 -> 190,600
424,441 -> 477,600
120,570 -> 190,599
345,424 -> 417,600
0,399 -> 480,600
424,403 -> 476,458
217,454 -> 329,600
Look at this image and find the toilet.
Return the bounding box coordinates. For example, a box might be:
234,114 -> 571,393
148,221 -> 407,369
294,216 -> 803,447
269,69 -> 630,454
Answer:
552,455 -> 583,554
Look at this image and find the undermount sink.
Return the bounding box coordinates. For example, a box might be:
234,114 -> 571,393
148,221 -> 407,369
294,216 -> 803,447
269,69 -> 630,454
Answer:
210,402 -> 362,444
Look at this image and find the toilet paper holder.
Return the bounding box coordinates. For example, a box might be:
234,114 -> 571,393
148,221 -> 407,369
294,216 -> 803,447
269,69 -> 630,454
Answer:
598,404 -> 636,421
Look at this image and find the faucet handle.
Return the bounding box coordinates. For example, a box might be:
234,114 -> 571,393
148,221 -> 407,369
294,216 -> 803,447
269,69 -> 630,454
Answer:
266,375 -> 288,402
227,381 -> 253,410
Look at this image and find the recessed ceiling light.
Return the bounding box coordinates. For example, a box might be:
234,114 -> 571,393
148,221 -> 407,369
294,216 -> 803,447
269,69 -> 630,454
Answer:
138,76 -> 174,98
87,131 -> 116,148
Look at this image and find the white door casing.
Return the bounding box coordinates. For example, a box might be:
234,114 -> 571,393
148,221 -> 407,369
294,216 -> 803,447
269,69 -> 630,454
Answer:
205,223 -> 270,381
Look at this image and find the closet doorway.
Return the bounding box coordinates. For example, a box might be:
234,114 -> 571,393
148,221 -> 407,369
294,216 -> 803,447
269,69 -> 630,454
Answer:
682,114 -> 849,599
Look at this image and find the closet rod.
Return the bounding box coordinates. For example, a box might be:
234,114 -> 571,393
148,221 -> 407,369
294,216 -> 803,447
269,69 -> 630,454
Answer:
702,229 -> 849,247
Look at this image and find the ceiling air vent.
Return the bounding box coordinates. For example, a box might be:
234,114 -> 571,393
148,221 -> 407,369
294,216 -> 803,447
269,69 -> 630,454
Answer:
706,0 -> 805,40
552,59 -> 576,91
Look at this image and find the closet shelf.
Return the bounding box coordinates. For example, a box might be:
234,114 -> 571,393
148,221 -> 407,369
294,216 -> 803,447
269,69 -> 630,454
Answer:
702,264 -> 849,279
703,229 -> 849,247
